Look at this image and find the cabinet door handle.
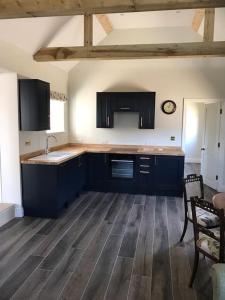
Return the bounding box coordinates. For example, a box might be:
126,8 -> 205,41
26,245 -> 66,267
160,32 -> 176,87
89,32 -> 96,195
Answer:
120,107 -> 131,110
140,171 -> 150,174
140,165 -> 150,168
107,116 -> 110,127
140,117 -> 143,128
140,157 -> 150,160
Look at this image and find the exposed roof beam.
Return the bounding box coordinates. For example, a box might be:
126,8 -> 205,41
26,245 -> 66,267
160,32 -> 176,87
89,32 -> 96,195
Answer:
96,14 -> 113,34
192,9 -> 205,32
84,14 -> 93,47
0,0 -> 225,19
204,8 -> 215,42
34,42 -> 225,61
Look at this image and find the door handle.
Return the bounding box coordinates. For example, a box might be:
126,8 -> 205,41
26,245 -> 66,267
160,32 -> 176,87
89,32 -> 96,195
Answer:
140,171 -> 150,174
201,148 -> 206,151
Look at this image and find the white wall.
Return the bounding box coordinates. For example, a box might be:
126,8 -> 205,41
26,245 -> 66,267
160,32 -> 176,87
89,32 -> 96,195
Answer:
184,102 -> 205,163
68,27 -> 225,146
69,58 -> 225,146
0,40 -> 69,155
0,73 -> 22,216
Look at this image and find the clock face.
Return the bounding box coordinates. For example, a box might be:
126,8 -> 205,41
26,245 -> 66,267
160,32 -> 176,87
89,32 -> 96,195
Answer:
162,100 -> 176,114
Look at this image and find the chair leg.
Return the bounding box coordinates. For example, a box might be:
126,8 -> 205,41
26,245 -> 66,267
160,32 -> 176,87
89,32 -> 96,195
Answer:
180,215 -> 188,242
189,250 -> 199,288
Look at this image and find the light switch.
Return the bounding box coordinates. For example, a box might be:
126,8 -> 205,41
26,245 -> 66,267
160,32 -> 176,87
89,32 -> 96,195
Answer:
171,136 -> 175,141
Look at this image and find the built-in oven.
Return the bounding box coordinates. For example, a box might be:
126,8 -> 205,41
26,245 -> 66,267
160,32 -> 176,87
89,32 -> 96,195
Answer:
110,154 -> 135,179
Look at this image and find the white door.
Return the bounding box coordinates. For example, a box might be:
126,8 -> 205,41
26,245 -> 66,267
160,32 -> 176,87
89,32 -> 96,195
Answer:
201,103 -> 221,190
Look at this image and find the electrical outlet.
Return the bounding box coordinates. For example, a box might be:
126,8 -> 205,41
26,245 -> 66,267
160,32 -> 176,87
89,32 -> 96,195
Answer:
171,136 -> 176,141
25,139 -> 31,146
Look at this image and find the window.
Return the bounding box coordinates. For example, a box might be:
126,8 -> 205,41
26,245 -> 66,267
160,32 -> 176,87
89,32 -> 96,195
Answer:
47,99 -> 65,133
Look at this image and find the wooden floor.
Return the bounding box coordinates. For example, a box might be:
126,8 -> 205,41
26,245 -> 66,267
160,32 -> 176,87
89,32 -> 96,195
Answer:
0,164 -> 216,300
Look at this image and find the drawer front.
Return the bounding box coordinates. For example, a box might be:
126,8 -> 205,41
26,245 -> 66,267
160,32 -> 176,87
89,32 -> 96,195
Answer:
137,155 -> 154,165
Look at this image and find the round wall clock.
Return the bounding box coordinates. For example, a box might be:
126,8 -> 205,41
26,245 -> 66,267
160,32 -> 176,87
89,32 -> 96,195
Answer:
161,100 -> 177,114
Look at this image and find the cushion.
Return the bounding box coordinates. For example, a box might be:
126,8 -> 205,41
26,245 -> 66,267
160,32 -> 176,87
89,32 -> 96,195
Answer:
197,229 -> 220,259
188,204 -> 220,227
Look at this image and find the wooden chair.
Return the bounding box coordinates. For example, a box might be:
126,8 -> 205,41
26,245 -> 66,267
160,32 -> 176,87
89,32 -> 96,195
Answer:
180,174 -> 219,242
189,196 -> 225,287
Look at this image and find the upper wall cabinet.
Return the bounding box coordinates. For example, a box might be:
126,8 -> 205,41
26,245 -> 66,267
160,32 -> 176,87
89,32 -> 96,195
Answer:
19,79 -> 50,131
96,92 -> 155,129
96,92 -> 113,128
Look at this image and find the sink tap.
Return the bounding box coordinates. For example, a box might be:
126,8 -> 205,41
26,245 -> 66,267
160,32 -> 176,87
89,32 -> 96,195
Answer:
45,135 -> 57,155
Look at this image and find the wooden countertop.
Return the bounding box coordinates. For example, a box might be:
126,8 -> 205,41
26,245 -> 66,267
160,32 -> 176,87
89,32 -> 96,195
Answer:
20,143 -> 185,166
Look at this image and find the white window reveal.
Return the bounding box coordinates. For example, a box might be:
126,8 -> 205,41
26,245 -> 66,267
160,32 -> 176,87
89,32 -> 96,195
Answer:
47,99 -> 65,133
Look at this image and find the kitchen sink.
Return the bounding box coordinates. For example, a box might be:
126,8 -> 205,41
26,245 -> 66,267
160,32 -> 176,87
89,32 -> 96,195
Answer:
29,151 -> 72,161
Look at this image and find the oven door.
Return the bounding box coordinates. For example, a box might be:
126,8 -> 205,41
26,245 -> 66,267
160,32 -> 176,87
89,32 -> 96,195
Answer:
110,155 -> 134,179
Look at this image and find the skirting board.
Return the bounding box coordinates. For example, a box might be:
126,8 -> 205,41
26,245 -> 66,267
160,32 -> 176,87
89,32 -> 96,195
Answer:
185,158 -> 201,163
15,205 -> 24,218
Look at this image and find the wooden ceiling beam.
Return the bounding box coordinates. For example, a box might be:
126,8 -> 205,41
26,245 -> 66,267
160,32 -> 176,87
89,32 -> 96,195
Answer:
204,8 -> 215,42
84,14 -> 93,47
34,42 -> 225,61
192,9 -> 205,32
96,14 -> 113,34
0,0 -> 225,19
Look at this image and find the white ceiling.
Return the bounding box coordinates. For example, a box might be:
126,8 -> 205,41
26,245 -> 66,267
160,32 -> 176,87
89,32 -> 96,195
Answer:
108,10 -> 196,29
0,8 -> 224,73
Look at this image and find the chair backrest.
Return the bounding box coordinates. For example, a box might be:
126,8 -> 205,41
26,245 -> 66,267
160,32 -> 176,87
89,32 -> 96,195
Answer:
191,196 -> 225,262
183,174 -> 204,207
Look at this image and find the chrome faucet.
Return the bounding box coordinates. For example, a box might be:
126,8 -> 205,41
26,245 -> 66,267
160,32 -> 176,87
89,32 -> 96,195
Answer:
45,135 -> 57,155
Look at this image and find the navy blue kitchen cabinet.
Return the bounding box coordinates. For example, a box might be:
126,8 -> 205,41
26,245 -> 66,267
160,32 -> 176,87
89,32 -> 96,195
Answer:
19,79 -> 50,131
96,93 -> 113,128
136,155 -> 155,194
21,152 -> 184,218
86,153 -> 109,191
154,155 -> 184,197
96,92 -> 155,129
21,155 -> 87,218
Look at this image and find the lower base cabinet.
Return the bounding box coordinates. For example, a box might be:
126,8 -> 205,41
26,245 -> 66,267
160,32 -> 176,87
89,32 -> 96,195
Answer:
86,153 -> 184,197
21,152 -> 184,218
154,155 -> 184,197
21,155 -> 86,218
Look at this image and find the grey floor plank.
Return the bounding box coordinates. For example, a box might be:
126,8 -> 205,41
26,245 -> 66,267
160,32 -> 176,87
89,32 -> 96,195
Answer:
0,218 -> 21,232
104,257 -> 133,300
0,256 -> 42,300
134,194 -> 146,205
39,200 -> 99,270
151,196 -> 173,300
119,203 -> 143,258
72,193 -> 116,250
0,234 -> 45,285
133,195 -> 155,277
128,275 -> 151,300
33,192 -> 98,257
81,234 -> 123,300
111,194 -> 135,235
36,248 -> 83,300
0,218 -> 48,260
61,195 -> 125,300
104,193 -> 122,225
167,197 -> 197,300
12,268 -> 52,300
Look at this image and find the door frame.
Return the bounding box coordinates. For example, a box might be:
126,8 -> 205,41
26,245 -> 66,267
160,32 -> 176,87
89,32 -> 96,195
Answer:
182,98 -> 225,192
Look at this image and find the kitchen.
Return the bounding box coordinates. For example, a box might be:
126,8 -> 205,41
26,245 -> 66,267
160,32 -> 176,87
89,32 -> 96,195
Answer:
0,2 -> 225,300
